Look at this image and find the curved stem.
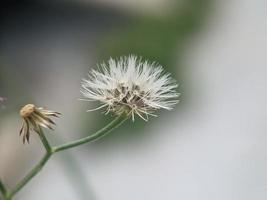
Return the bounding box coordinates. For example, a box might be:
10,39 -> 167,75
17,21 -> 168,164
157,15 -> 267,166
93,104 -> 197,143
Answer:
53,134 -> 98,200
8,114 -> 128,198
52,114 -> 128,153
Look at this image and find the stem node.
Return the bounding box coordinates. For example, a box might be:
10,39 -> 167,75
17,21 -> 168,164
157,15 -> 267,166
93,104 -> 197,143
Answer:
8,114 -> 128,198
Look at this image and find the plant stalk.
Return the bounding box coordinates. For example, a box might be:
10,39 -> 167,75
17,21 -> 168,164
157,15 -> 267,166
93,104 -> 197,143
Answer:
7,114 -> 128,198
0,179 -> 8,199
53,114 -> 128,153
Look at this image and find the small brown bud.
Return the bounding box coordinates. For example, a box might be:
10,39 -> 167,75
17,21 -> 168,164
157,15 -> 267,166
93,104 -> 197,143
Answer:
19,104 -> 60,144
20,104 -> 35,118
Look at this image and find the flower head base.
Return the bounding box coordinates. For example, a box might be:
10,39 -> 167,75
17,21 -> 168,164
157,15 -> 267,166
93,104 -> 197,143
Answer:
81,55 -> 179,121
19,104 -> 60,143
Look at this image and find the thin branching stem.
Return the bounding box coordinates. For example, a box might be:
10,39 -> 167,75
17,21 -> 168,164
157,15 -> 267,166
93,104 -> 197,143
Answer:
0,179 -> 8,199
8,152 -> 52,198
38,128 -> 53,153
52,114 -> 128,153
7,114 -> 128,199
7,128 -> 54,198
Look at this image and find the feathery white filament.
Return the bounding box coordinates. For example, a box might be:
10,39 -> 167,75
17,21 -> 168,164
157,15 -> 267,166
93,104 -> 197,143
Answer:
81,55 -> 179,121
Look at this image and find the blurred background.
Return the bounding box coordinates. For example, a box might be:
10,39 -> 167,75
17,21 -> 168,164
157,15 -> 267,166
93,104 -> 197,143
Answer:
1,0 -> 267,199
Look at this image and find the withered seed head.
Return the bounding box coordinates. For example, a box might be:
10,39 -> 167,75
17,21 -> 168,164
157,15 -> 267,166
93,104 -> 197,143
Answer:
20,104 -> 35,118
19,104 -> 60,144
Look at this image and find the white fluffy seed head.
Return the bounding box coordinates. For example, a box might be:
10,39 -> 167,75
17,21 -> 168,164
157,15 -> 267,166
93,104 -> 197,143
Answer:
81,55 -> 180,121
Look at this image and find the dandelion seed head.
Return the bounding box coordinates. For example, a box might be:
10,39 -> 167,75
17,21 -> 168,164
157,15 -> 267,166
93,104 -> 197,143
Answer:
81,55 -> 179,121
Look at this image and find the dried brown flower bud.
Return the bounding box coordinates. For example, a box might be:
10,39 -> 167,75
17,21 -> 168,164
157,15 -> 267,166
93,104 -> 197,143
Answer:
19,104 -> 60,144
20,104 -> 35,117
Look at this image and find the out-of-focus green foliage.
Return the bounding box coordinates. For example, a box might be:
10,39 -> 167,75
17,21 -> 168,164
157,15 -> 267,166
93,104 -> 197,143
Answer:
99,0 -> 211,77
88,0 -> 211,143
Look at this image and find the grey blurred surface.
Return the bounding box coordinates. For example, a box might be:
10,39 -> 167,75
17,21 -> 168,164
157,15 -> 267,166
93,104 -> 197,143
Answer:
1,0 -> 267,199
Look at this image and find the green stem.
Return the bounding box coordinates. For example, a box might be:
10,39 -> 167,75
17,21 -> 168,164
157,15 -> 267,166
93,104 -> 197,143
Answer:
52,114 -> 128,153
8,114 -> 128,198
38,128 -> 52,153
0,179 -> 8,198
8,152 -> 52,198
